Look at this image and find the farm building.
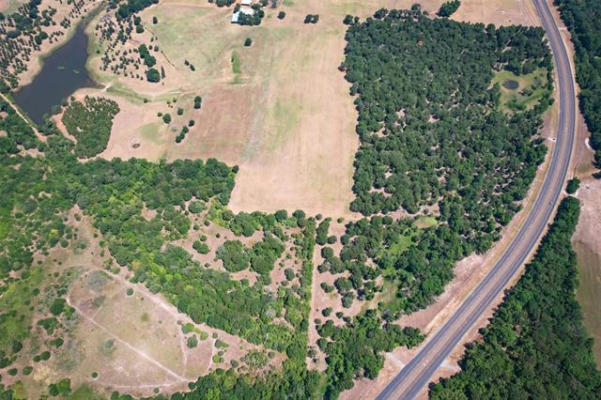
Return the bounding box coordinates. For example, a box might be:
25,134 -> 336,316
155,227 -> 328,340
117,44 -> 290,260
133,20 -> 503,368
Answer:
231,5 -> 255,24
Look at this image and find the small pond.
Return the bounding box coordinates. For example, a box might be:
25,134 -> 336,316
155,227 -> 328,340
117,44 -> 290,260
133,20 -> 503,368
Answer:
502,79 -> 519,90
13,22 -> 96,125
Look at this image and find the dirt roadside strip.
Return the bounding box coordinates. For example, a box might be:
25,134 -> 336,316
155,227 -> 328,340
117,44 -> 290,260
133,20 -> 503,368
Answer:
376,0 -> 578,398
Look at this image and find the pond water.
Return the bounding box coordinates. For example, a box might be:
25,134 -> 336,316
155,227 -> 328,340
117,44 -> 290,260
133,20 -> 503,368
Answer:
502,79 -> 519,90
13,22 -> 96,125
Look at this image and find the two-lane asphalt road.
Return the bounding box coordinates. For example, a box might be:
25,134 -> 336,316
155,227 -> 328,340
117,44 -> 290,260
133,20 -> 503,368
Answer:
377,0 -> 576,398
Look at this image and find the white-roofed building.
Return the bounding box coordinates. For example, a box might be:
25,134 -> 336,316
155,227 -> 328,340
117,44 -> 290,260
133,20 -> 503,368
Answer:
231,4 -> 255,24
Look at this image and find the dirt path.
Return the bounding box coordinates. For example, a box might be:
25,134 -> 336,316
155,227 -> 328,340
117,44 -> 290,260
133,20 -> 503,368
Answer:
65,295 -> 188,382
81,267 -> 204,377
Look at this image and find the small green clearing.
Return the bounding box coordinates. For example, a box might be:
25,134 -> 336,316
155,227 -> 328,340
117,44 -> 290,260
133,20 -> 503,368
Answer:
415,216 -> 437,229
492,68 -> 550,112
386,234 -> 412,256
68,385 -> 105,400
265,98 -> 302,151
231,51 -> 242,74
105,82 -> 147,104
139,122 -> 165,144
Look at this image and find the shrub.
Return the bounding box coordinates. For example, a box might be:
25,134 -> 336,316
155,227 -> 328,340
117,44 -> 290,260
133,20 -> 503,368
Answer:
188,200 -> 205,213
187,335 -> 198,348
216,240 -> 249,272
438,0 -> 461,17
566,178 -> 580,194
284,268 -> 295,281
146,68 -> 161,82
193,240 -> 210,255
304,14 -> 319,24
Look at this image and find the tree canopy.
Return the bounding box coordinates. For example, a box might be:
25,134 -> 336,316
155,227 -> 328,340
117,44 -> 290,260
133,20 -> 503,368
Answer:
555,0 -> 601,168
430,197 -> 601,399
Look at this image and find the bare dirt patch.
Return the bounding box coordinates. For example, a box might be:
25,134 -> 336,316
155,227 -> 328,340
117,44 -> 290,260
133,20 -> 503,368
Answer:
452,0 -> 540,26
0,0 -> 25,13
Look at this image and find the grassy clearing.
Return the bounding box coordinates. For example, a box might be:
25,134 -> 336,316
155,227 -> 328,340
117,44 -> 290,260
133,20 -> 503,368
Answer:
105,82 -> 148,104
492,68 -> 550,112
415,216 -> 438,229
264,98 -> 302,152
386,234 -> 413,257
0,0 -> 26,13
231,51 -> 242,75
139,122 -> 164,145
68,385 -> 105,400
149,4 -> 233,80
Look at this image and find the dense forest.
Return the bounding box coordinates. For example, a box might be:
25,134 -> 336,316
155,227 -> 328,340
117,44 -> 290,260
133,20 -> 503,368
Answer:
62,96 -> 120,157
343,8 -> 551,218
430,197 -> 601,399
555,0 -> 601,168
316,7 -> 553,319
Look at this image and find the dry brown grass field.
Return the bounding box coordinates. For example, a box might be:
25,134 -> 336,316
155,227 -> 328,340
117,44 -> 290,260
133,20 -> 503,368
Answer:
452,0 -> 540,26
71,0 -> 540,219
74,0 -> 443,218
